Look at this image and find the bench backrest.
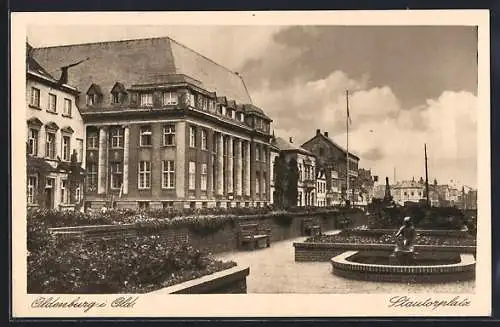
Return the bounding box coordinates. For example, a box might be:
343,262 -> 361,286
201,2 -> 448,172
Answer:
239,223 -> 259,236
302,218 -> 314,227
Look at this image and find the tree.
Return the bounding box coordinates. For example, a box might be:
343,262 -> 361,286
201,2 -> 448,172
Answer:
273,153 -> 288,209
285,158 -> 299,208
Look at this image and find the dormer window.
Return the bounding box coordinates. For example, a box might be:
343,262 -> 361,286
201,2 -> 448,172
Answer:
163,91 -> 178,105
140,93 -> 153,107
221,105 -> 226,116
86,83 -> 102,106
111,82 -> 127,105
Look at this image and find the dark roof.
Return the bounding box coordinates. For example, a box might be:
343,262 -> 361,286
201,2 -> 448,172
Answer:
272,136 -> 314,156
303,133 -> 360,160
243,104 -> 272,121
32,36 -> 253,109
26,54 -> 56,81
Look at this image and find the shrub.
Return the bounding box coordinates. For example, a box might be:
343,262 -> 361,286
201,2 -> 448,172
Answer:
27,225 -> 236,294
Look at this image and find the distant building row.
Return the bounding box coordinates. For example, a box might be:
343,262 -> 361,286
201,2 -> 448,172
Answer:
373,177 -> 477,209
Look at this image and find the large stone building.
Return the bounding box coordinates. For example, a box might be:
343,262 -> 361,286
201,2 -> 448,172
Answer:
302,129 -> 359,205
270,136 -> 317,207
32,37 -> 273,209
26,45 -> 86,210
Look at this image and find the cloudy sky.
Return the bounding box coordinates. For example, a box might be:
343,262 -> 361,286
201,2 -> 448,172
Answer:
27,25 -> 478,188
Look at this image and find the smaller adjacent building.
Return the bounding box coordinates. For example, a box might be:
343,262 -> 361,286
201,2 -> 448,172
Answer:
302,129 -> 360,205
26,45 -> 86,210
271,136 -> 317,207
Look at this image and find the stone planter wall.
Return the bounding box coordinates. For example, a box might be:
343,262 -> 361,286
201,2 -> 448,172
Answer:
293,242 -> 477,262
149,266 -> 250,294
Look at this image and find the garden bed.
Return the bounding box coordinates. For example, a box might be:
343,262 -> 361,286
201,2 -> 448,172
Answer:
304,230 -> 476,246
28,223 -> 239,294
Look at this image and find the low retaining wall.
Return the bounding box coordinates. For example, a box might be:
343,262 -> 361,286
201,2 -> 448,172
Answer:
49,210 -> 367,254
331,251 -> 475,283
293,242 -> 477,262
344,229 -> 470,238
149,266 -> 250,294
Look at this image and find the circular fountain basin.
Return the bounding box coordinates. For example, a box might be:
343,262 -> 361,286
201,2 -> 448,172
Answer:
331,250 -> 475,283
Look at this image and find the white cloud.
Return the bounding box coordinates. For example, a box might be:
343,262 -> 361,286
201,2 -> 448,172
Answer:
253,70 -> 478,188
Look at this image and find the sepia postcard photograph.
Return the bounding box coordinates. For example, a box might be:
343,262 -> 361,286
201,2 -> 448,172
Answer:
10,10 -> 491,318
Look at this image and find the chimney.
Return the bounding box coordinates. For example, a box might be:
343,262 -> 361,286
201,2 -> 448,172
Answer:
59,67 -> 69,85
316,129 -> 321,135
324,131 -> 329,137
289,137 -> 293,143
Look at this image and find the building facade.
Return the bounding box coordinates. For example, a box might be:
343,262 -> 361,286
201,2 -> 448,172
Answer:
269,142 -> 281,206
32,37 -> 273,209
316,168 -> 327,207
26,46 -> 85,210
271,136 -> 317,207
302,129 -> 359,205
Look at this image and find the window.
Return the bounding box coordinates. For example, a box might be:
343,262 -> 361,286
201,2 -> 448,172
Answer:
255,145 -> 260,161
298,192 -> 302,206
140,126 -> 152,146
162,160 -> 175,189
189,93 -> 195,107
87,94 -> 96,106
27,176 -> 37,204
163,125 -> 175,146
62,136 -> 71,161
111,128 -> 124,148
209,99 -> 215,111
163,92 -> 178,105
30,87 -> 40,107
298,164 -> 303,181
75,186 -> 81,203
263,173 -> 267,195
61,180 -> 68,204
76,139 -> 83,162
111,163 -> 123,189
188,161 -> 196,190
140,93 -> 153,106
63,98 -> 72,116
28,128 -> 38,156
201,129 -> 207,150
87,134 -> 98,149
201,163 -> 207,191
189,126 -> 197,148
86,164 -> 97,192
48,94 -> 57,112
45,132 -> 56,159
112,92 -> 120,104
138,161 -> 151,189
255,172 -> 260,194
138,201 -> 150,211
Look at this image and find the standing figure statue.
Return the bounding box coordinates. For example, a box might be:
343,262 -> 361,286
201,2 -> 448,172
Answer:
394,216 -> 416,253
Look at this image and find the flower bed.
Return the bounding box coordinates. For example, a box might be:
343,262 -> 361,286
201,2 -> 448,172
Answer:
28,221 -> 237,294
28,206 -> 353,228
305,230 -> 476,246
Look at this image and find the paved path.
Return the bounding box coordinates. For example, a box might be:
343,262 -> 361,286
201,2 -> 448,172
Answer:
215,231 -> 475,294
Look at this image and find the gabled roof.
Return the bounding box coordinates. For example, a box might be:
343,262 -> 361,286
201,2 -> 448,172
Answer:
31,36 -> 253,109
272,136 -> 314,156
111,82 -> 126,94
303,132 -> 360,160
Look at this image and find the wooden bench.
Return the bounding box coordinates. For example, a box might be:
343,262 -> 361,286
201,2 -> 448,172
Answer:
336,216 -> 352,229
301,218 -> 322,236
238,223 -> 271,250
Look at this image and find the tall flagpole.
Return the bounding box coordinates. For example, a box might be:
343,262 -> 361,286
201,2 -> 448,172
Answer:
346,90 -> 349,204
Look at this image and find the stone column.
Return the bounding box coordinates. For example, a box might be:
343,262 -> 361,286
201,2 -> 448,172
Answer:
122,125 -> 130,195
97,126 -> 108,194
234,138 -> 242,196
216,133 -> 224,195
227,135 -> 233,195
244,141 -> 251,196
